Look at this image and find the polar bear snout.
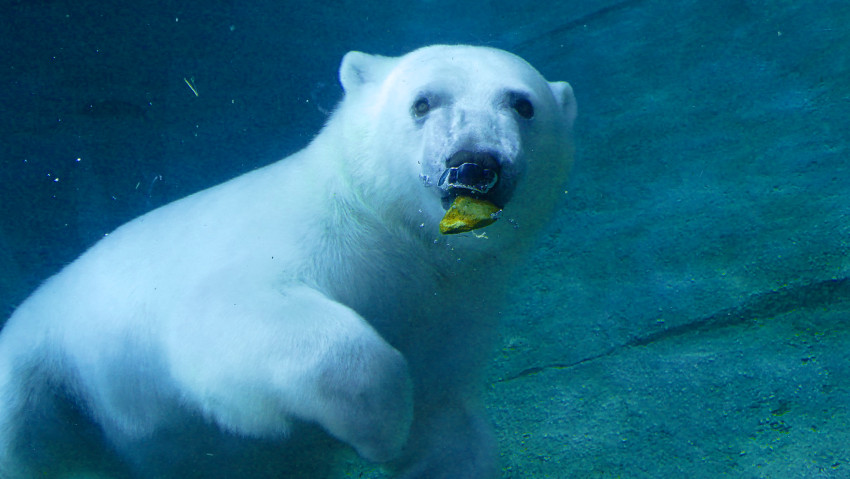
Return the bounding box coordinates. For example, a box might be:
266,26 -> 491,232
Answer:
439,151 -> 500,194
438,150 -> 518,209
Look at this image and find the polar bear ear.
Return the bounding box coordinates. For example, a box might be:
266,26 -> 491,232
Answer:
549,81 -> 577,129
339,51 -> 397,93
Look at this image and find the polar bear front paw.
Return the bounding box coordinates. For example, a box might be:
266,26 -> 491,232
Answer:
313,336 -> 413,462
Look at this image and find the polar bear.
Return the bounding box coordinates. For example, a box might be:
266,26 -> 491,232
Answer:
0,45 -> 576,478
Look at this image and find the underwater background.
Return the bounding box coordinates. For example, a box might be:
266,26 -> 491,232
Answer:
1,0 -> 848,477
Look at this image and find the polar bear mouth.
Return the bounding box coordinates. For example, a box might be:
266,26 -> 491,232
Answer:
438,151 -> 503,209
438,163 -> 498,195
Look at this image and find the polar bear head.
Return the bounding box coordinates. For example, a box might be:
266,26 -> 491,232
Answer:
334,45 -> 576,240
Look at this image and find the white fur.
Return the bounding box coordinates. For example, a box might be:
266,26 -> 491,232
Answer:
0,45 -> 575,479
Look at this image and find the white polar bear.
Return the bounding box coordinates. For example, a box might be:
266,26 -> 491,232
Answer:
0,45 -> 576,478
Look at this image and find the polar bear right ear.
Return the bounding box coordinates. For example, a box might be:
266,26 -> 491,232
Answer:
339,51 -> 397,93
549,81 -> 577,130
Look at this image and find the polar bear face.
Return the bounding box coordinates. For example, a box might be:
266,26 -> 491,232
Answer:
337,45 -> 576,236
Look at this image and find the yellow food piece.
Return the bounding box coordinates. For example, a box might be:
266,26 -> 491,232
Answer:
439,196 -> 502,234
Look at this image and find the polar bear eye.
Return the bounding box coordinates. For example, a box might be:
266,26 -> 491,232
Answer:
412,97 -> 431,118
510,95 -> 534,120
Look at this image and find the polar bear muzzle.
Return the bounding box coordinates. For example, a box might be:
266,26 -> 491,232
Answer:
438,150 -> 504,205
437,150 -> 509,234
438,160 -> 498,196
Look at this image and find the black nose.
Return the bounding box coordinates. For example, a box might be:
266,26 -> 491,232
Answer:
439,151 -> 501,194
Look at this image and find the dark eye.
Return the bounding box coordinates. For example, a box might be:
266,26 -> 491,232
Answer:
412,97 -> 431,117
511,95 -> 534,119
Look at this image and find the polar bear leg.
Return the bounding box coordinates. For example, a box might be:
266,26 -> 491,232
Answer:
1,285 -> 413,476
164,284 -> 413,464
393,317 -> 499,479
398,400 -> 498,479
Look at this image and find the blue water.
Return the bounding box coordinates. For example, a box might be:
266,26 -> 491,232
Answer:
2,0 -> 849,477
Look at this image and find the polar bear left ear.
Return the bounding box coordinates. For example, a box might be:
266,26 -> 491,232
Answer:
549,81 -> 577,129
339,51 -> 397,93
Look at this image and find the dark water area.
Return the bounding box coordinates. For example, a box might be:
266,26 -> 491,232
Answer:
1,0 -> 848,477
